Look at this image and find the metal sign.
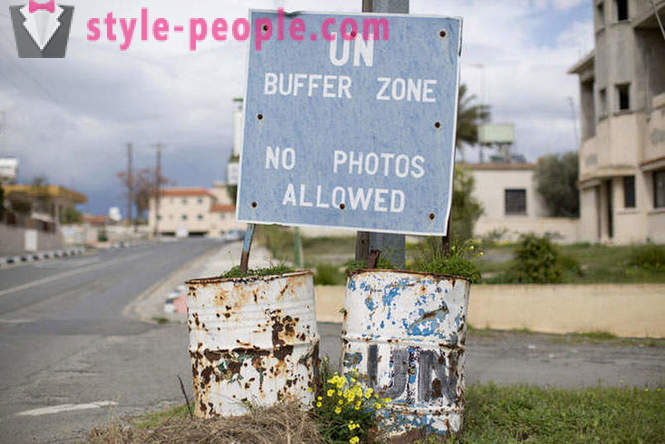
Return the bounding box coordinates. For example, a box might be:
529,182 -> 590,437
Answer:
237,10 -> 462,236
478,123 -> 515,144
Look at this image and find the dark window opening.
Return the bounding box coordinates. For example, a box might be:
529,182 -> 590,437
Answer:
655,170 -> 665,209
623,176 -> 635,208
599,88 -> 607,117
616,0 -> 628,21
617,83 -> 630,110
597,2 -> 605,26
505,189 -> 527,215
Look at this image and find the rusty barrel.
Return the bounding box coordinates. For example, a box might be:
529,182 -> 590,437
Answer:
341,270 -> 470,436
185,270 -> 319,418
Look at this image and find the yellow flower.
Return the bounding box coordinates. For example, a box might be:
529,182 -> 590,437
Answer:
383,397 -> 391,403
307,387 -> 313,392
338,399 -> 343,405
316,402 -> 322,408
317,396 -> 322,401
327,389 -> 335,397
335,407 -> 342,414
375,402 -> 382,409
349,437 -> 359,444
337,391 -> 343,396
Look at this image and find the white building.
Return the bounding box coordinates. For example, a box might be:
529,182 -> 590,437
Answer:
148,186 -> 243,237
569,0 -> 665,244
468,163 -> 580,242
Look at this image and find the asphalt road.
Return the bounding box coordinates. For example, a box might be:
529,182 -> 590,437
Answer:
0,239 -> 221,443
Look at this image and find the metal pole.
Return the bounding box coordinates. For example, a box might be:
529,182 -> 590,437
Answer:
127,143 -> 133,227
153,143 -> 163,237
355,0 -> 408,268
239,223 -> 256,274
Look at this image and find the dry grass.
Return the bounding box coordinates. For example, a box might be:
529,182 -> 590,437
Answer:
88,402 -> 321,444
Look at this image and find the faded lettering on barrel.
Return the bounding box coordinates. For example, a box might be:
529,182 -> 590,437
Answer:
366,346 -> 458,403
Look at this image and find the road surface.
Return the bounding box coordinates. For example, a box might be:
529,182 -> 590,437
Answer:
0,240 -> 220,443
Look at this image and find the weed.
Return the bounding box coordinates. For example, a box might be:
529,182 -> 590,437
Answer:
221,264 -> 295,279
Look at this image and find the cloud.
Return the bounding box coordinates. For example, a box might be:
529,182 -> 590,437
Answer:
0,0 -> 591,214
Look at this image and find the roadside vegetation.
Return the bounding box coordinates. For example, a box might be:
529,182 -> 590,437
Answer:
88,381 -> 664,443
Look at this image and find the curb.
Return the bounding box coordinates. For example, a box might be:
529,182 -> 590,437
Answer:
0,247 -> 86,267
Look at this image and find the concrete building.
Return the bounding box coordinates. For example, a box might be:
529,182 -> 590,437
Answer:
468,163 -> 579,242
148,186 -> 243,237
569,0 -> 665,244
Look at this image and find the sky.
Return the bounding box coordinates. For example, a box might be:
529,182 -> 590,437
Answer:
0,0 -> 593,216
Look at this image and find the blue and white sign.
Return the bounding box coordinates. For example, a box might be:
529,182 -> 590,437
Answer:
237,10 -> 462,236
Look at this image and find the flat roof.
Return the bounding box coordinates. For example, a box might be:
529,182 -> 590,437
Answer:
568,50 -> 595,75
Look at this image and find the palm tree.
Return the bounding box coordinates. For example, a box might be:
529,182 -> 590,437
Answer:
456,84 -> 490,162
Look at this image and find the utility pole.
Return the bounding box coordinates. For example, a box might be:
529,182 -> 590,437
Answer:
153,143 -> 163,237
355,0 -> 408,268
127,143 -> 133,227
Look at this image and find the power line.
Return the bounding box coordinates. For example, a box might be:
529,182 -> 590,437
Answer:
650,0 -> 665,42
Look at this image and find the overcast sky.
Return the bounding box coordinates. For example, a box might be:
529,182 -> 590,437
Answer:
0,0 -> 592,215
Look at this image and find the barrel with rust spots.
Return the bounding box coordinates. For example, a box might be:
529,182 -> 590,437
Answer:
186,270 -> 319,418
341,269 -> 470,436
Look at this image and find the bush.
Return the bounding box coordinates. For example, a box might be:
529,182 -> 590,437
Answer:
629,245 -> 665,272
503,234 -> 563,283
313,264 -> 345,286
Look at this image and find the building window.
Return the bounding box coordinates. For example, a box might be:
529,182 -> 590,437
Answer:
197,198 -> 203,204
596,2 -> 605,26
654,170 -> 665,209
157,215 -> 162,221
599,88 -> 607,117
182,214 -> 188,220
616,83 -> 630,111
623,176 -> 635,208
615,0 -> 628,21
182,198 -> 187,205
505,189 -> 527,215
197,214 -> 203,220
220,213 -> 226,220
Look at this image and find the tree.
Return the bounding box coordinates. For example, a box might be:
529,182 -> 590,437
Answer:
117,168 -> 170,222
450,165 -> 483,242
535,152 -> 580,217
0,184 -> 4,220
60,207 -> 82,224
456,84 -> 490,160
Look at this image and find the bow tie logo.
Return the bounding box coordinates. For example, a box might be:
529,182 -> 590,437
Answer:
28,0 -> 55,13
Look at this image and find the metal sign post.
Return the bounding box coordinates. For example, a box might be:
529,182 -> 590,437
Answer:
356,0 -> 409,268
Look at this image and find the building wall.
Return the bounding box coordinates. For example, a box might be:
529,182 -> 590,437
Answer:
469,166 -> 580,241
0,224 -> 63,256
149,194 -> 215,235
209,211 -> 244,236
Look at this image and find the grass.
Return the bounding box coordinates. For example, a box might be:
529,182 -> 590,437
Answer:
90,384 -> 665,443
459,383 -> 665,443
151,317 -> 169,325
221,264 -> 295,279
476,243 -> 665,284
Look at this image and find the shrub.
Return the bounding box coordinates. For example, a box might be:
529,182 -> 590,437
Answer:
629,245 -> 665,272
313,263 -> 345,286
503,234 -> 563,283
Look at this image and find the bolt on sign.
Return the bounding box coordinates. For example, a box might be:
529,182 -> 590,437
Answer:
237,10 -> 462,236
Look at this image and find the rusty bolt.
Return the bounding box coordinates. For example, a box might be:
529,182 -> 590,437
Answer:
439,30 -> 447,38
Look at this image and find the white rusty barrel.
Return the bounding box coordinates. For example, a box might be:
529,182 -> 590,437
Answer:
185,271 -> 319,418
341,270 -> 470,436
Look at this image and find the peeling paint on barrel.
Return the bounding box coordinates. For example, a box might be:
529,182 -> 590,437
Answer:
341,270 -> 470,436
186,271 -> 319,418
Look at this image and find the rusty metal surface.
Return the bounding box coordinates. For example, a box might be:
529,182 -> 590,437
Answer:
341,270 -> 470,436
186,271 -> 319,417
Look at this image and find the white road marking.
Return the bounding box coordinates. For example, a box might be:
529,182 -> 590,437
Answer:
0,251 -> 154,298
16,401 -> 118,416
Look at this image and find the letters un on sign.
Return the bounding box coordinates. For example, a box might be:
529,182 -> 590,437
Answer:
237,10 -> 462,236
